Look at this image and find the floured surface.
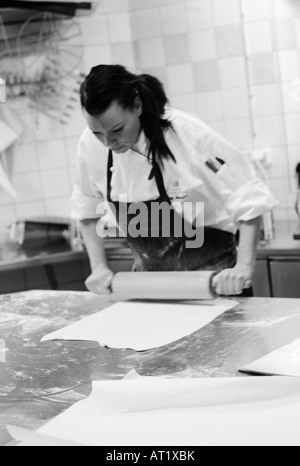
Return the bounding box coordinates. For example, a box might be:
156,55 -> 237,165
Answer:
28,375 -> 300,446
241,339 -> 300,377
42,300 -> 238,351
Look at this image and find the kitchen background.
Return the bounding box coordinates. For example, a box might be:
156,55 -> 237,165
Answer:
0,0 -> 300,237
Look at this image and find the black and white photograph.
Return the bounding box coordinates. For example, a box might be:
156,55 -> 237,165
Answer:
1,0 -> 300,449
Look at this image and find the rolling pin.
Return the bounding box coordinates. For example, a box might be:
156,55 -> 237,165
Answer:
112,271 -> 217,301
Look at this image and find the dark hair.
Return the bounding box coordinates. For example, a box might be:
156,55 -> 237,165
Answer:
80,65 -> 176,166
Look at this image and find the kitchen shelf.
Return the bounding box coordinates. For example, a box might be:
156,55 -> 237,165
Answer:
0,2 -> 93,24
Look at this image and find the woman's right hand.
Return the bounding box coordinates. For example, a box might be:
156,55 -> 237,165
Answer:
85,264 -> 114,295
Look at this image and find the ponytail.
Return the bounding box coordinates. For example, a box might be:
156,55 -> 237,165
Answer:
80,65 -> 176,166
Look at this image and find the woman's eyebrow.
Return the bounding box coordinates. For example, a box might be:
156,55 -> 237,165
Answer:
91,122 -> 124,134
108,121 -> 125,132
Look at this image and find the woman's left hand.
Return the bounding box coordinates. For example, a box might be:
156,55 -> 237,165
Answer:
212,263 -> 254,296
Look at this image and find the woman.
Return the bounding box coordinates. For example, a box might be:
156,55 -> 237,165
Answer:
72,64 -> 276,296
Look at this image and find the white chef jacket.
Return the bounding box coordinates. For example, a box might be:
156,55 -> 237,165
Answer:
71,107 -> 277,234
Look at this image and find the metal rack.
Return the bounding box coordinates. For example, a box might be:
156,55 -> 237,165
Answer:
0,7 -> 86,124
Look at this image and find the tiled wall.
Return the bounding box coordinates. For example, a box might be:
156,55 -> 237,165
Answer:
0,0 -> 300,235
130,0 -> 300,227
0,0 -> 134,235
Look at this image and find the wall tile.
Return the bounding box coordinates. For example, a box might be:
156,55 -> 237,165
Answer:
107,13 -> 132,43
196,91 -> 224,121
285,114 -> 300,145
40,169 -> 71,199
193,60 -> 220,92
246,21 -> 273,54
63,107 -> 86,139
225,119 -> 253,149
208,120 -> 226,138
13,143 -> 39,174
69,166 -> 76,187
278,50 -> 300,82
272,208 -> 290,223
281,82 -> 300,114
171,94 -> 198,114
17,112 -> 35,144
12,173 -> 43,203
130,0 -> 168,10
252,84 -> 281,116
164,34 -> 190,65
250,52 -> 277,85
273,0 -> 295,18
186,0 -> 214,31
222,88 -> 250,118
295,20 -> 300,52
265,147 -> 289,179
137,38 -> 166,69
0,205 -> 16,233
80,16 -> 109,46
83,45 -> 113,73
160,3 -> 187,36
15,201 -> 45,220
189,30 -> 217,62
275,18 -> 297,50
101,0 -> 130,13
294,0 -> 300,17
212,0 -> 241,26
219,57 -> 248,88
112,42 -> 136,69
215,25 -> 244,58
44,197 -> 72,218
31,111 -> 64,142
243,0 -> 273,21
269,178 -> 289,210
131,8 -> 162,40
0,189 -> 15,207
37,140 -> 67,170
167,64 -> 195,94
255,116 -> 285,147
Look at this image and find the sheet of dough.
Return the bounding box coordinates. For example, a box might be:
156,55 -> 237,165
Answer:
241,339 -> 300,377
6,425 -> 85,447
41,299 -> 238,351
26,375 -> 300,446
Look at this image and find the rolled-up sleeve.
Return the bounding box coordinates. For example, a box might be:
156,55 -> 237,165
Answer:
71,134 -> 104,221
196,126 -> 278,223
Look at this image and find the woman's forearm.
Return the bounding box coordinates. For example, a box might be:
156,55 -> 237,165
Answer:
213,216 -> 261,295
80,219 -> 108,271
236,216 -> 261,271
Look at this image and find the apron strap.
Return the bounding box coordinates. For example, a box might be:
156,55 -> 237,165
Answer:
149,160 -> 171,204
107,149 -> 113,202
107,150 -> 171,204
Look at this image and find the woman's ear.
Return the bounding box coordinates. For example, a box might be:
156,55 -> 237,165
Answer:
134,96 -> 143,117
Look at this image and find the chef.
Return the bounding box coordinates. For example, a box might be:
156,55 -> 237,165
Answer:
72,64 -> 276,296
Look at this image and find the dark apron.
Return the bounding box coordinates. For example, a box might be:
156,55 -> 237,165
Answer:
106,150 -> 238,275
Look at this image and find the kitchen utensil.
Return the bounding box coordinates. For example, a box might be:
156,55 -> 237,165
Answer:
112,271 -> 217,301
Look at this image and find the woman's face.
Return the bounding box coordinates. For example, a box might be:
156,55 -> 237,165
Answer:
84,99 -> 142,154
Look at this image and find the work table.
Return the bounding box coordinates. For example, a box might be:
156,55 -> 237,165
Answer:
1,290 -> 300,446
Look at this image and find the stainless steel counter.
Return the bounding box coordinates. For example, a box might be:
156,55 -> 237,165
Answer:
0,238 -> 131,272
1,290 -> 300,446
